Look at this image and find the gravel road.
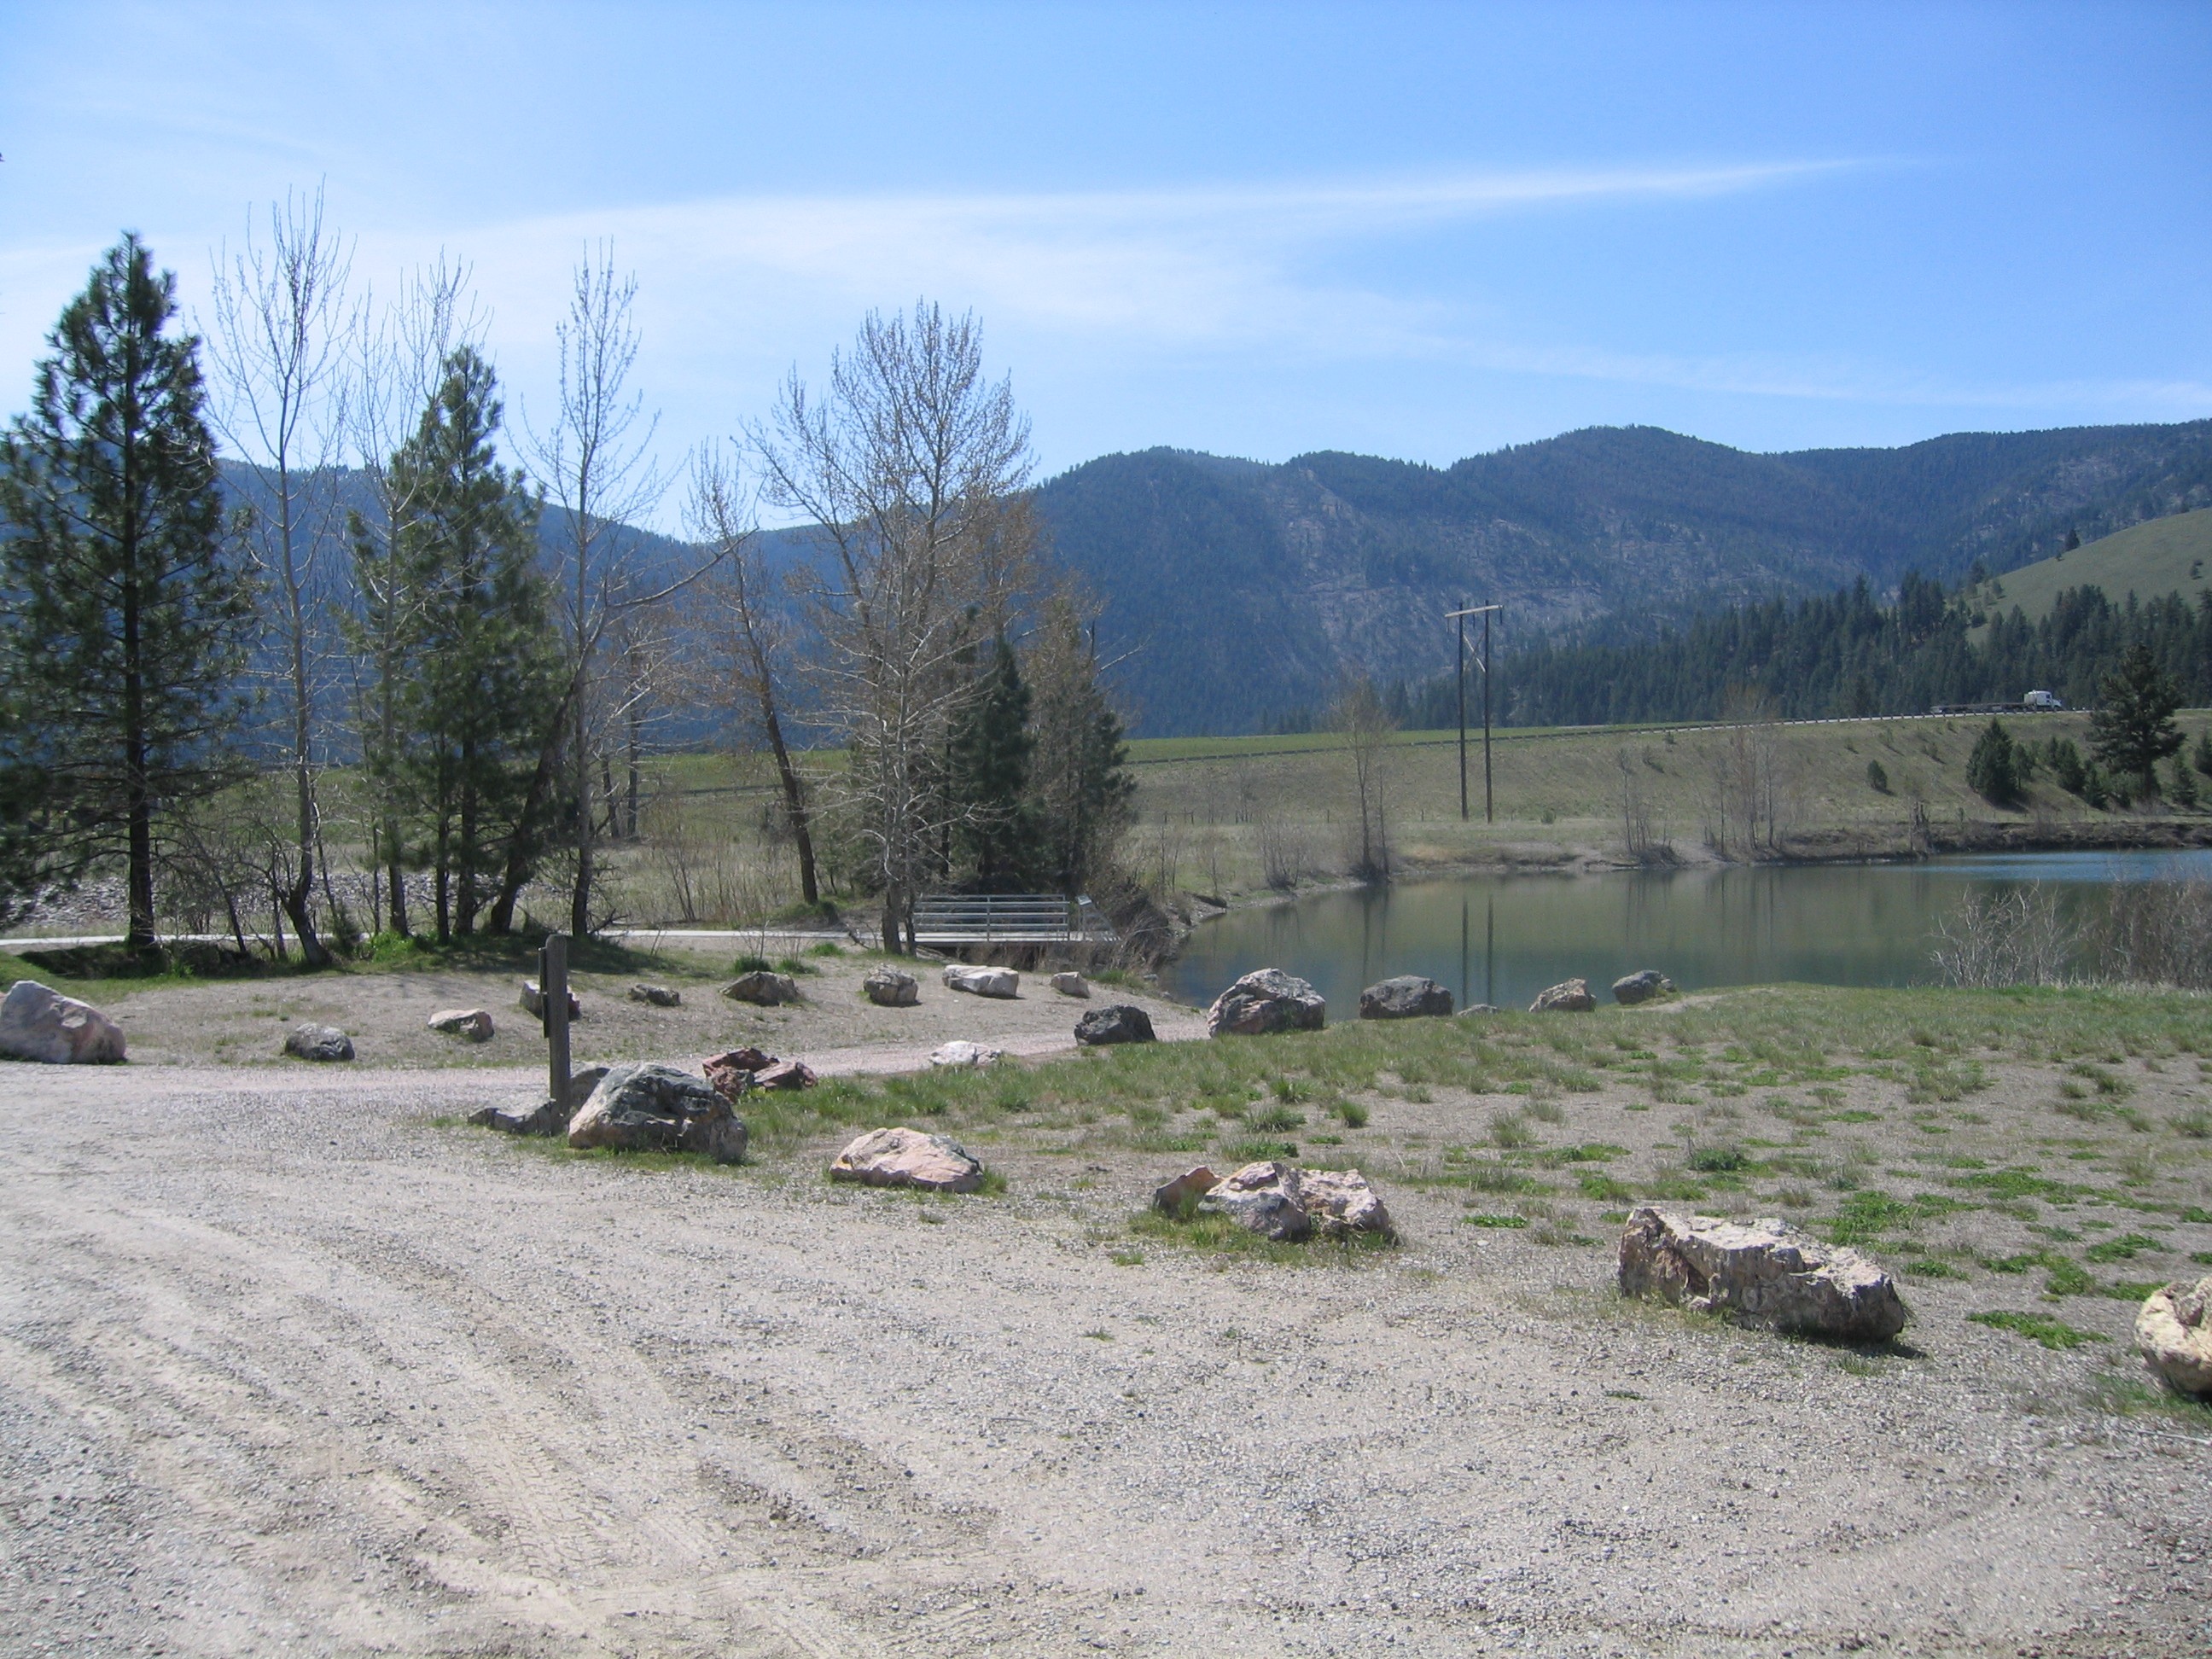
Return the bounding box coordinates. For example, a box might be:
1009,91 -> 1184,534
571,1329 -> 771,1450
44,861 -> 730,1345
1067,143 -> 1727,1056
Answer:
4,1059 -> 2209,1657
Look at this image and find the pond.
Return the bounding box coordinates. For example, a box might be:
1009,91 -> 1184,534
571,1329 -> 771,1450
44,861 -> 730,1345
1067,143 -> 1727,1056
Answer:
1162,850 -> 2212,1016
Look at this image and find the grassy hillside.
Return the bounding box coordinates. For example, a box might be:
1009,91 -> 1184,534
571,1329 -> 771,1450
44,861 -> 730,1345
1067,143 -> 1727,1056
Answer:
1118,712 -> 2212,899
1969,507 -> 2212,632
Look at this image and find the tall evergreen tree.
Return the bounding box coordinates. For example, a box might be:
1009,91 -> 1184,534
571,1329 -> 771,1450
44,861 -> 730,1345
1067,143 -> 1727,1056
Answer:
947,632 -> 1039,889
383,348 -> 558,940
2089,641 -> 2185,794
1025,598 -> 1134,899
1965,720 -> 2020,806
0,236 -> 255,949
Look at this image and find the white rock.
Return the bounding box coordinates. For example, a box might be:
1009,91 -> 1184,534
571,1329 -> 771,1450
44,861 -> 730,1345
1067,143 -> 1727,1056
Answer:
427,1007 -> 495,1042
928,1040 -> 1002,1068
2135,1275 -> 2212,1398
0,980 -> 125,1064
1616,1206 -> 1906,1342
1051,971 -> 1091,998
943,964 -> 1020,998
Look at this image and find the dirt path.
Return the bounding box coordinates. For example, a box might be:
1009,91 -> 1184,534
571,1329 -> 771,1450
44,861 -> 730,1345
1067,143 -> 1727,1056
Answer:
4,1059 -> 2209,1657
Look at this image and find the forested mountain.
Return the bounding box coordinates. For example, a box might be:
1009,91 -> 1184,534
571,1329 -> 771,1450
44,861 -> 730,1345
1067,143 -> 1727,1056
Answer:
1408,578 -> 2212,731
1036,421 -> 2212,734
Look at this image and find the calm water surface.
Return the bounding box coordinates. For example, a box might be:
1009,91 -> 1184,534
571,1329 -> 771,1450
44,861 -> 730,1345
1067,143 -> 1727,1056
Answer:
1163,851 -> 2212,1016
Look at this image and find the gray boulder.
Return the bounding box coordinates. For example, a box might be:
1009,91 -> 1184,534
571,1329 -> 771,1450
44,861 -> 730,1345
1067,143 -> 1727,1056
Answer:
283,1023 -> 354,1062
723,970 -> 800,1006
1359,975 -> 1454,1020
1075,1004 -> 1155,1045
1617,1206 -> 1906,1342
519,979 -> 582,1021
1050,971 -> 1091,998
427,1007 -> 495,1041
0,980 -> 126,1064
863,966 -> 920,1006
1197,1161 -> 1312,1241
1529,978 -> 1596,1014
1205,968 -> 1325,1037
567,1062 -> 747,1162
1610,969 -> 1676,1006
943,963 -> 1020,999
627,983 -> 681,1007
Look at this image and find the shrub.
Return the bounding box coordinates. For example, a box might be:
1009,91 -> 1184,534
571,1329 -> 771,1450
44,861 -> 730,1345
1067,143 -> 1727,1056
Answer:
1866,759 -> 1889,794
2046,736 -> 2087,795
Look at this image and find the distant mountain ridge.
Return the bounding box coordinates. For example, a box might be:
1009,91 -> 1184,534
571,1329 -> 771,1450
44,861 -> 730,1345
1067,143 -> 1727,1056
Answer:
1037,420 -> 2212,733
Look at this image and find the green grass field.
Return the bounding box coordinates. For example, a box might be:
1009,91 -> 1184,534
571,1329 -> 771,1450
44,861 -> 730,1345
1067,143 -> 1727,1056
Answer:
1969,506 -> 2212,632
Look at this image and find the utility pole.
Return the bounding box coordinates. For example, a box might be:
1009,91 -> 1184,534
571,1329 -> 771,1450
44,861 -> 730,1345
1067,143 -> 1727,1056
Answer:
1446,603 -> 1502,824
1455,598 -> 1468,820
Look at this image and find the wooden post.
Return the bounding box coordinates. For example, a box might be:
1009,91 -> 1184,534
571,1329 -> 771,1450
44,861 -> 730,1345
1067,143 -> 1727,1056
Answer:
540,934 -> 572,1107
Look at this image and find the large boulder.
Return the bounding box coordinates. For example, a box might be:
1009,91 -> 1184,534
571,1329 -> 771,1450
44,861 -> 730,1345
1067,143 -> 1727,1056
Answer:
863,966 -> 920,1007
830,1126 -> 985,1193
1299,1168 -> 1396,1241
2135,1276 -> 2212,1398
627,983 -> 681,1007
1197,1161 -> 1312,1241
0,981 -> 126,1064
943,964 -> 1020,999
1530,978 -> 1596,1014
1610,969 -> 1676,1006
1617,1207 -> 1907,1342
724,970 -> 800,1006
1359,975 -> 1454,1021
1050,971 -> 1091,999
1074,1004 -> 1155,1045
928,1039 -> 1002,1068
283,1023 -> 354,1062
427,1007 -> 495,1042
519,979 -> 582,1021
1206,968 -> 1325,1037
567,1062 -> 747,1162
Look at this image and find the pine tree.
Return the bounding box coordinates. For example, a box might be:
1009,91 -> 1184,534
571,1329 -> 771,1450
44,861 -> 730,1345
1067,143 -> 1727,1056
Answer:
2088,642 -> 2184,794
1965,720 -> 2020,806
946,632 -> 1039,890
2192,729 -> 2212,780
0,236 -> 256,949
385,349 -> 558,939
1025,599 -> 1134,899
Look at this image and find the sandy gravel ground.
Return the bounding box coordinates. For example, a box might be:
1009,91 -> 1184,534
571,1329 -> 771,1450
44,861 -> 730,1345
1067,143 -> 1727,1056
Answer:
6,1039 -> 2212,1658
65,952 -> 1204,1074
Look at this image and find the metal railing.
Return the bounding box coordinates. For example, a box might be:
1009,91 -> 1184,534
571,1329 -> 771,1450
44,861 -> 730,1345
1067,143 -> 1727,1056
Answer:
909,894 -> 1119,946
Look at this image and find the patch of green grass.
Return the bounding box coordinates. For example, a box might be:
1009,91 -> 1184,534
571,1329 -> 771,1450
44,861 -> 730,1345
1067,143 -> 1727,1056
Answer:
1686,1143 -> 1747,1173
2083,1232 -> 2166,1263
1967,1310 -> 2104,1350
1128,1206 -> 1392,1265
1538,1142 -> 1628,1166
1109,1249 -> 1144,1266
1578,1172 -> 1635,1202
1219,1137 -> 1299,1165
1461,1213 -> 1529,1229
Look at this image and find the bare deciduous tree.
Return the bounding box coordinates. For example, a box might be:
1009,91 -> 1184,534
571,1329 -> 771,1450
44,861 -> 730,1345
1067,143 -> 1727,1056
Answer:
750,304 -> 1035,952
1330,671 -> 1394,881
204,187 -> 354,963
690,442 -> 820,905
515,245 -> 713,940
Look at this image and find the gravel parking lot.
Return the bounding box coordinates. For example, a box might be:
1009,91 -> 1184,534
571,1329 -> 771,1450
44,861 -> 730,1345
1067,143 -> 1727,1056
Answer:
6,996 -> 2212,1656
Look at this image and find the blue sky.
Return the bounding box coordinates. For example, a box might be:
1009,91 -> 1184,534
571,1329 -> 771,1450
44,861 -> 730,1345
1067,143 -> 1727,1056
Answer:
2,1 -> 2207,515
